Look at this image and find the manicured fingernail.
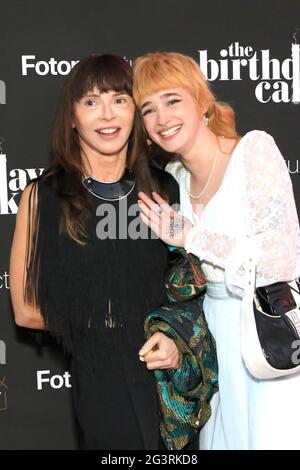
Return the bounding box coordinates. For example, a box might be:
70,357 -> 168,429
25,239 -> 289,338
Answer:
139,355 -> 145,362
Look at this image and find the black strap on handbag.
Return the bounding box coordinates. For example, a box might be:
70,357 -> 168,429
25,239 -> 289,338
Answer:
256,280 -> 299,316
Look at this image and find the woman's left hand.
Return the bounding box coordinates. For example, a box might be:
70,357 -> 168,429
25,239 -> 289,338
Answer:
138,191 -> 193,248
138,332 -> 180,370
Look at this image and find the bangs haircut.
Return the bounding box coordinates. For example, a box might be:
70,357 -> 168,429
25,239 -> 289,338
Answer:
133,51 -> 238,139
133,52 -> 213,109
71,54 -> 133,102
38,53 -> 159,246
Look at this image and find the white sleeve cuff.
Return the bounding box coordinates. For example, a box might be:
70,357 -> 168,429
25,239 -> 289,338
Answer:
184,223 -> 200,255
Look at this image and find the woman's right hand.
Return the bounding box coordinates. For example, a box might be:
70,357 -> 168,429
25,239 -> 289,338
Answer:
138,332 -> 180,370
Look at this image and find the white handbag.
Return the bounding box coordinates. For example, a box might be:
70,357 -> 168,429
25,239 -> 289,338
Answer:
241,254 -> 300,380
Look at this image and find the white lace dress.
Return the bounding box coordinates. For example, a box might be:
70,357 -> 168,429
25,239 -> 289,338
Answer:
166,130 -> 300,450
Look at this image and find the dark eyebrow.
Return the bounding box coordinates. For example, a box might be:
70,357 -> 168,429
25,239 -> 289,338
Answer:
140,92 -> 181,111
140,100 -> 151,111
112,91 -> 128,96
83,91 -> 128,98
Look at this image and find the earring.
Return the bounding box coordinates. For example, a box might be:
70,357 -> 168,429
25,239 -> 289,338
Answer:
146,138 -> 152,146
203,115 -> 209,126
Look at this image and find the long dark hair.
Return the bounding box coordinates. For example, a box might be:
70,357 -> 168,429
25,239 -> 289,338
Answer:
48,54 -> 155,244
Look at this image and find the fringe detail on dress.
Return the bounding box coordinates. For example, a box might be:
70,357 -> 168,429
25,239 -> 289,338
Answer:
23,173 -> 171,378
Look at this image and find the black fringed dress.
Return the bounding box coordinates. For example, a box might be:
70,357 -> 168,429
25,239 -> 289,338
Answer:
28,167 -> 179,450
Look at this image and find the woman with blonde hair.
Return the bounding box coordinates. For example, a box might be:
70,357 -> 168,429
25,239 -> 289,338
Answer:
134,51 -> 300,450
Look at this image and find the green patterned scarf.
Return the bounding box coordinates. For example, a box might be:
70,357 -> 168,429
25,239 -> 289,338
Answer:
144,247 -> 218,450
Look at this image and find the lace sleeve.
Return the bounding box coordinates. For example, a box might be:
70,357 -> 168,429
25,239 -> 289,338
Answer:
185,226 -> 236,266
166,159 -> 236,265
243,132 -> 300,286
185,131 -> 300,295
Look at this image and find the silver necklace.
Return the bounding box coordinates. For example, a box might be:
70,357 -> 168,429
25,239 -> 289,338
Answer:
82,169 -> 136,201
187,146 -> 219,199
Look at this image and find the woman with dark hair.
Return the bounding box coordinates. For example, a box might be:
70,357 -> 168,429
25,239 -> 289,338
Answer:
10,54 -> 181,450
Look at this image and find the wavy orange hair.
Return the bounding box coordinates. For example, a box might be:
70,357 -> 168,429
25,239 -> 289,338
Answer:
133,51 -> 239,139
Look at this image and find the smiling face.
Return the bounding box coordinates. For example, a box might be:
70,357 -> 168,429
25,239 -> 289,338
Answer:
140,87 -> 205,156
72,87 -> 135,160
